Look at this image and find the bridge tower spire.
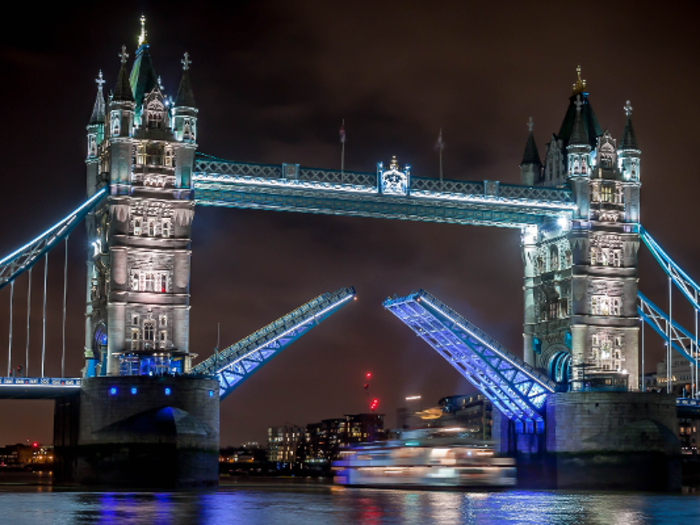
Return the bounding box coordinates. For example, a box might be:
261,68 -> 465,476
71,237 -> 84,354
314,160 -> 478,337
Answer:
84,23 -> 197,377
522,76 -> 642,393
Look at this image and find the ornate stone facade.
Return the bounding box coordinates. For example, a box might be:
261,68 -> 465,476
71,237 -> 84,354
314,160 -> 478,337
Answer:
520,68 -> 642,391
84,28 -> 198,377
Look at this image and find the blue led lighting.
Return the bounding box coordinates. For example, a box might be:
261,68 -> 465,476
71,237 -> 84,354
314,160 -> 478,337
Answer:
130,387 -> 137,395
109,387 -> 117,396
165,387 -> 171,396
208,390 -> 214,397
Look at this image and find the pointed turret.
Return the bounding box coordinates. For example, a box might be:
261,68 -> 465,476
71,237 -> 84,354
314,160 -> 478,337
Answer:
567,95 -> 592,178
520,117 -> 542,185
89,71 -> 106,125
113,46 -> 134,102
174,60 -> 196,108
557,66 -> 602,150
172,52 -> 198,144
618,101 -> 641,181
87,71 -> 106,159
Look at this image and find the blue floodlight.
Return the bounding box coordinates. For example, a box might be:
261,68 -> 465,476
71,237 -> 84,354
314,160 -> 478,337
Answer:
165,387 -> 172,396
109,387 -> 117,396
130,387 -> 137,395
208,390 -> 214,397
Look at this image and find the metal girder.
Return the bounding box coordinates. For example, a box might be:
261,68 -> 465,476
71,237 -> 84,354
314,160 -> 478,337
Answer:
638,291 -> 699,367
190,286 -> 356,400
640,226 -> 700,311
0,187 -> 107,290
193,155 -> 575,228
0,377 -> 82,399
384,289 -> 555,428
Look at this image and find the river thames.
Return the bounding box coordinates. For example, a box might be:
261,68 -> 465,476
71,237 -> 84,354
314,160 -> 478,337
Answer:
2,476 -> 700,524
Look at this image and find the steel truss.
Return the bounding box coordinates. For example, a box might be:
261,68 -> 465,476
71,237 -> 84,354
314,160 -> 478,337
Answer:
640,226 -> 700,311
638,291 -> 699,368
0,377 -> 81,399
191,287 -> 356,399
0,188 -> 107,290
384,289 -> 555,431
193,156 -> 575,228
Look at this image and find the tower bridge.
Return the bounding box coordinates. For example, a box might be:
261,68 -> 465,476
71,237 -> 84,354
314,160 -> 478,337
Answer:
0,21 -> 697,490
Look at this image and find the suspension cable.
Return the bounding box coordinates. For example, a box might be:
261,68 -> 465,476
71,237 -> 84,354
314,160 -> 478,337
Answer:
62,236 -> 69,378
667,276 -> 672,394
641,317 -> 645,392
8,281 -> 13,377
25,268 -> 32,376
42,253 -> 48,378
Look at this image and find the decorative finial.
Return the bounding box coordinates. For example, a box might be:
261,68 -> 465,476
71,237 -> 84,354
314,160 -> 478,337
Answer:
624,100 -> 633,117
574,94 -> 583,113
527,117 -> 534,133
96,70 -> 105,91
138,15 -> 148,47
390,156 -> 399,169
572,64 -> 587,95
157,76 -> 164,92
182,52 -> 192,71
119,45 -> 129,65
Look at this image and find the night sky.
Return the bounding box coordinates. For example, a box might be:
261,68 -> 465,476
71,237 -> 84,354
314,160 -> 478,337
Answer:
0,1 -> 699,447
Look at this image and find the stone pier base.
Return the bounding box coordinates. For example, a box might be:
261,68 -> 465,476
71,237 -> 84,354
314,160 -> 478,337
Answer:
493,392 -> 682,491
54,375 -> 219,488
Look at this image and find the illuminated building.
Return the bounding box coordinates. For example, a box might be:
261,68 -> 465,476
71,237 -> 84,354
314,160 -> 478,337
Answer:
84,18 -> 198,377
520,67 -> 642,391
267,424 -> 303,465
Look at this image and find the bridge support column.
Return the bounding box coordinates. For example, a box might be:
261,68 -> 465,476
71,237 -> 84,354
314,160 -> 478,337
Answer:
494,392 -> 681,491
54,376 -> 219,488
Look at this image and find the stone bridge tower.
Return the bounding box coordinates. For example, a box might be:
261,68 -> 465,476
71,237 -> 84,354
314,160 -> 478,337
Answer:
521,68 -> 642,392
84,22 -> 198,377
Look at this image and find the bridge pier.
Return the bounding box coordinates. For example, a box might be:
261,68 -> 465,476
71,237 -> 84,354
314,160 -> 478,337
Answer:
54,376 -> 219,488
494,392 -> 682,491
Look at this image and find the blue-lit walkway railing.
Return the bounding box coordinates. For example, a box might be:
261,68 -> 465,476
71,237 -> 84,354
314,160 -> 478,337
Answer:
191,287 -> 356,400
0,377 -> 81,399
193,155 -> 575,229
384,289 -> 555,431
0,187 -> 107,290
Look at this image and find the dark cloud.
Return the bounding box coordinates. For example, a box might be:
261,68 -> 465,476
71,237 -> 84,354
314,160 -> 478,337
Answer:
0,0 -> 698,446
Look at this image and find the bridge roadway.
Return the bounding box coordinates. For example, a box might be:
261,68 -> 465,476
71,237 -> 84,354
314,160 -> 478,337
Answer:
0,377 -> 81,399
192,155 -> 576,228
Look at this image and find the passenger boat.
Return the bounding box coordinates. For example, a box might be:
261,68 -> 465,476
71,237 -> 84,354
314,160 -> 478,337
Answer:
332,428 -> 516,488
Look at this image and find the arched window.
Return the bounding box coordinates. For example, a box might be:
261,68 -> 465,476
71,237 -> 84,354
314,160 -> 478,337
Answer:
550,246 -> 559,271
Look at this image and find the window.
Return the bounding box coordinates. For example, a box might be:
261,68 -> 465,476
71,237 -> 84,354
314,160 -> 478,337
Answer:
132,314 -> 139,326
612,250 -> 622,268
549,301 -> 558,320
159,314 -> 167,327
133,217 -> 142,236
162,218 -> 172,238
131,328 -> 140,350
601,185 -> 613,203
148,218 -> 157,237
131,271 -> 140,291
160,274 -> 167,293
144,272 -> 155,292
165,149 -> 173,168
159,331 -> 167,349
136,144 -> 146,165
144,321 -> 155,343
590,248 -> 597,266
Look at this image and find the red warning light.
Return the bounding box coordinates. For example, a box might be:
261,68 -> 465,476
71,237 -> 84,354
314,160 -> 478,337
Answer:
370,398 -> 379,411
366,372 -> 372,379
32,442 -> 38,448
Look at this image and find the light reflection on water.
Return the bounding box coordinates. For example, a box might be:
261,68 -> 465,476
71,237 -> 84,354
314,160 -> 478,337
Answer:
1,485 -> 699,525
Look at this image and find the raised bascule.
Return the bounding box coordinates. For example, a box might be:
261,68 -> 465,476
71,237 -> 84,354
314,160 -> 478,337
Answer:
0,21 -> 698,490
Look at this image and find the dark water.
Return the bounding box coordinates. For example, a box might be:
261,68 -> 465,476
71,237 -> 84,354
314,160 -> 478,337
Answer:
2,474 -> 700,524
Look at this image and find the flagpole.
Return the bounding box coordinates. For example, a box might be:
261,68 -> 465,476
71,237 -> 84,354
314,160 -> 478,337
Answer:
340,119 -> 346,183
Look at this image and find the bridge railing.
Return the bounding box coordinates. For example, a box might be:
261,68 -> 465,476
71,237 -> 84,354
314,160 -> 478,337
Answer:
194,154 -> 574,206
